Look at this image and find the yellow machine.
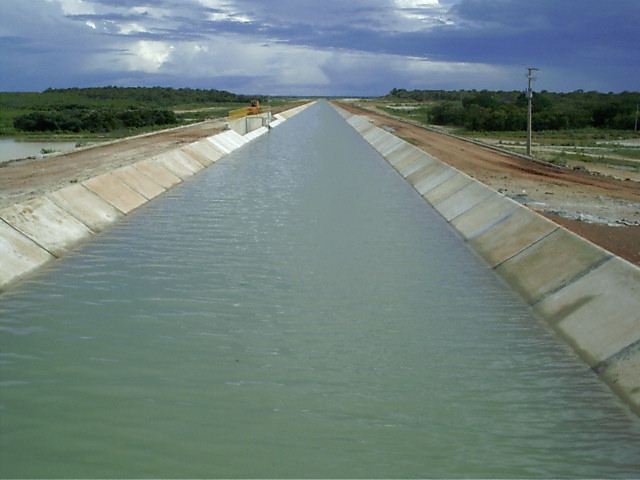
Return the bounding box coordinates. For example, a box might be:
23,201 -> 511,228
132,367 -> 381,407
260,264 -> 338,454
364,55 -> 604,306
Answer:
228,100 -> 262,121
247,99 -> 261,115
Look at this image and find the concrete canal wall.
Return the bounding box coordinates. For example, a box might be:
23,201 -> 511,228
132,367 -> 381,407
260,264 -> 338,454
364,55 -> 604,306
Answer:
0,102 -> 315,292
332,104 -> 640,416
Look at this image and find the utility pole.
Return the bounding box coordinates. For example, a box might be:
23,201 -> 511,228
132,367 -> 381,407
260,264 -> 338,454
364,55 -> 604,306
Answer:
526,67 -> 539,156
635,104 -> 638,132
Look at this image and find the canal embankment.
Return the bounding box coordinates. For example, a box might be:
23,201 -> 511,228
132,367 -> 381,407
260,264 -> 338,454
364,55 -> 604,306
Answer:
0,103 -> 315,291
331,103 -> 640,416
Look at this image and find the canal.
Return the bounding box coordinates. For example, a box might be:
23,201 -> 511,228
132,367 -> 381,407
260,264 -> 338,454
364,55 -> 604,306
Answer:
1,101 -> 639,478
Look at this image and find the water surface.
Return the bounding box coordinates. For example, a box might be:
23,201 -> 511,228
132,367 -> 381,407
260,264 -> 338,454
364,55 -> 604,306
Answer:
1,101 -> 639,478
0,138 -> 77,163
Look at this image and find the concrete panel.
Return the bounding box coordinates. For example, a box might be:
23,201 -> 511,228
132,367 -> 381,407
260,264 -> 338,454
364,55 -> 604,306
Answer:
335,107 -> 352,119
0,221 -> 55,289
214,130 -> 248,152
83,172 -> 148,214
181,141 -> 224,166
468,208 -> 559,268
414,164 -> 458,196
268,117 -> 285,128
153,151 -> 199,180
349,118 -> 376,136
134,158 -> 182,189
496,228 -> 611,305
398,154 -> 438,179
171,149 -> 205,173
346,116 -> 371,131
451,193 -> 521,240
405,159 -> 441,186
422,173 -> 474,206
386,143 -> 420,167
362,128 -> 388,146
535,256 -> 640,366
113,165 -> 166,200
0,197 -> 93,257
431,180 -> 495,221
244,126 -> 269,141
48,184 -> 123,233
391,149 -> 428,172
370,133 -> 400,154
207,135 -> 235,155
598,343 -> 640,416
378,137 -> 407,157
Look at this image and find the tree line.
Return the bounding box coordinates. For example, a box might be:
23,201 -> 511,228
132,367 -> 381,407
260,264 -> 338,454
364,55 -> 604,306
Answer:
387,88 -> 640,131
4,86 -> 266,133
13,107 -> 177,133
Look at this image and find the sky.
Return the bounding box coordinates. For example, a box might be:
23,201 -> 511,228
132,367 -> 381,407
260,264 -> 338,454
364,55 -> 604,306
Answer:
0,0 -> 638,96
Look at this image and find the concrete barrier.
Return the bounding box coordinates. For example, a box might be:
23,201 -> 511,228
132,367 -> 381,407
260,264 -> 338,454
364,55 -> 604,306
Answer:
334,103 -> 640,416
0,102 -> 315,293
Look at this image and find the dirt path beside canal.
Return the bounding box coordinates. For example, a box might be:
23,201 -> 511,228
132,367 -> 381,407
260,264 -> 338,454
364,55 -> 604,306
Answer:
0,120 -> 226,209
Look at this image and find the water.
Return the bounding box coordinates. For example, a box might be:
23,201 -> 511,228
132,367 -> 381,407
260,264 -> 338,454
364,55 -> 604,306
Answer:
1,101 -> 639,478
0,138 -> 77,163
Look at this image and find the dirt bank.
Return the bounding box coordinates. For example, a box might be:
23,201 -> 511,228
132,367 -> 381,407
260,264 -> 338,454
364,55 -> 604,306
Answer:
0,120 -> 226,209
336,102 -> 640,265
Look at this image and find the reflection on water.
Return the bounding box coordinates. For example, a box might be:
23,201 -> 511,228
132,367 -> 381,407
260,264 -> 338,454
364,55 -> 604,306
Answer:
1,101 -> 639,478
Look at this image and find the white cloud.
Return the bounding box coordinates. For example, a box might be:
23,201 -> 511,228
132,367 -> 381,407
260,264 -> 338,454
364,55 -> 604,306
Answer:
118,23 -> 148,35
390,0 -> 454,31
46,0 -> 94,15
125,41 -> 175,72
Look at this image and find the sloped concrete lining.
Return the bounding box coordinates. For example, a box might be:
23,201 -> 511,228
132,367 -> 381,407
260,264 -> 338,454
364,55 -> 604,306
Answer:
113,165 -> 166,201
333,104 -> 640,416
495,228 -> 612,305
467,206 -> 560,268
413,163 -> 458,196
449,192 -> 522,240
386,145 -> 427,169
83,173 -> 149,214
398,153 -> 438,179
208,130 -> 248,153
535,256 -> 640,366
244,126 -> 269,141
181,141 -> 225,167
420,172 -> 475,206
48,183 -> 124,233
0,197 -> 93,258
431,180 -> 496,222
153,150 -> 200,180
0,221 -> 55,289
134,158 -> 182,189
0,102 -> 314,293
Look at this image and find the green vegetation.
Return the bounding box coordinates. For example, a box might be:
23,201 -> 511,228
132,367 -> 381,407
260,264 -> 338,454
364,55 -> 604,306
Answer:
0,86 -> 276,138
385,88 -> 640,132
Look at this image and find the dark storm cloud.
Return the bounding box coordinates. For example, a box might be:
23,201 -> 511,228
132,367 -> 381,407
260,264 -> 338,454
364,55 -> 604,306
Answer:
1,0 -> 638,94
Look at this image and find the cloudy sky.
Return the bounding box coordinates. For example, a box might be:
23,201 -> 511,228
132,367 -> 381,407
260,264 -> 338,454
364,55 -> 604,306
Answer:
1,0 -> 638,96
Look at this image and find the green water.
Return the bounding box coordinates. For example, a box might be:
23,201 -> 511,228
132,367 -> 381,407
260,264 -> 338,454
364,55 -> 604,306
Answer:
1,101 -> 639,478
